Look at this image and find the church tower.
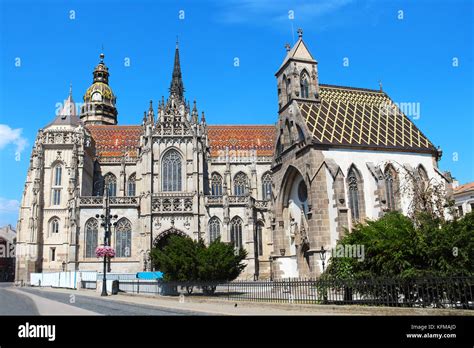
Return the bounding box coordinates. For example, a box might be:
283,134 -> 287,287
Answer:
80,53 -> 118,125
275,29 -> 320,112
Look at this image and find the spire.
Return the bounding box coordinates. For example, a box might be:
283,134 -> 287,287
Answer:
147,100 -> 155,123
93,52 -> 109,84
191,100 -> 198,123
169,39 -> 184,99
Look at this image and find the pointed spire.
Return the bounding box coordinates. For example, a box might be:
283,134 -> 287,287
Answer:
191,100 -> 198,123
201,111 -> 206,124
69,83 -> 73,97
147,100 -> 155,123
169,39 -> 185,99
379,80 -> 383,92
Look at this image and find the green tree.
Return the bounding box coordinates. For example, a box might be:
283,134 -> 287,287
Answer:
150,235 -> 247,282
325,211 -> 474,279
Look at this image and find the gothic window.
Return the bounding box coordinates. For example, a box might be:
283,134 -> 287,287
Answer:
230,217 -> 243,249
211,173 -> 223,196
256,222 -> 264,256
51,248 -> 56,261
297,180 -> 308,202
286,78 -> 291,102
54,165 -> 62,186
262,172 -> 272,200
115,218 -> 132,258
52,189 -> 61,205
208,217 -> 221,243
104,173 -> 117,197
162,149 -> 182,192
300,71 -> 309,98
127,173 -> 136,196
348,167 -> 361,220
50,217 -> 60,234
233,172 -> 248,196
384,165 -> 398,211
52,164 -> 62,205
417,165 -> 429,189
85,218 -> 98,258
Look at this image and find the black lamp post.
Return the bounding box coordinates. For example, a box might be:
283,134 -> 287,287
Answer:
319,245 -> 327,272
95,177 -> 118,297
61,261 -> 66,272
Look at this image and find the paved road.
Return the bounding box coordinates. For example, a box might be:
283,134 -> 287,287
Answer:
9,285 -> 206,316
0,283 -> 39,315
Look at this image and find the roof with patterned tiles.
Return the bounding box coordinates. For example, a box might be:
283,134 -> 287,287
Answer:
297,84 -> 437,154
86,125 -> 142,158
207,125 -> 276,157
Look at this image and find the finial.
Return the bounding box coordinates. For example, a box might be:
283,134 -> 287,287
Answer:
297,28 -> 303,39
100,52 -> 105,63
285,43 -> 291,52
149,100 -> 153,109
69,83 -> 72,97
378,80 -> 383,92
176,36 -> 179,49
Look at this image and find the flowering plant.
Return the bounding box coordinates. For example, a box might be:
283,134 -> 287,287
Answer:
96,246 -> 115,258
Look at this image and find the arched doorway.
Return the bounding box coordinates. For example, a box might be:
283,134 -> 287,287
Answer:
153,227 -> 188,250
278,166 -> 311,277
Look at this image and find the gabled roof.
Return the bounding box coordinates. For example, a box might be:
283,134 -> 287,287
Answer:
207,125 -> 276,158
86,125 -> 142,158
454,182 -> 474,195
296,84 -> 437,154
276,37 -> 316,75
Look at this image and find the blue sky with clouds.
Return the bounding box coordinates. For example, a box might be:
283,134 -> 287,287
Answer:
0,0 -> 472,226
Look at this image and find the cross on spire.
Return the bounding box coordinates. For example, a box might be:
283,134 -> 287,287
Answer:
297,28 -> 303,39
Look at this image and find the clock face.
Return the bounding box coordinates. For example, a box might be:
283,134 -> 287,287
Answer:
91,92 -> 102,102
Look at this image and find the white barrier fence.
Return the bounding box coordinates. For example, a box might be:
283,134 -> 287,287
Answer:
30,271 -> 97,289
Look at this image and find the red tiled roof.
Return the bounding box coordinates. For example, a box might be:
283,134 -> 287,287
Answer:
86,125 -> 142,158
207,125 -> 276,157
454,182 -> 474,195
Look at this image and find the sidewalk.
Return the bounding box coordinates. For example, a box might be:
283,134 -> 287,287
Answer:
17,286 -> 473,316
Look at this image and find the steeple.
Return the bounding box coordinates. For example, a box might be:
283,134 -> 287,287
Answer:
169,38 -> 185,99
80,52 -> 118,125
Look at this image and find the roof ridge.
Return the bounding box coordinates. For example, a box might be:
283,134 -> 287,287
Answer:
320,83 -> 385,94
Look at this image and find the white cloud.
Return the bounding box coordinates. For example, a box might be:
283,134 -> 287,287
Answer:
0,124 -> 28,154
0,197 -> 20,213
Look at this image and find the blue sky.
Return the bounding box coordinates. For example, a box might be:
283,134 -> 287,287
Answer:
0,0 -> 472,226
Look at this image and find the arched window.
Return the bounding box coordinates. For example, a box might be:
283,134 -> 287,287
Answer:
285,78 -> 291,102
262,172 -> 272,200
115,218 -> 132,258
347,167 -> 361,220
54,165 -> 62,186
50,217 -> 60,234
52,164 -> 62,205
256,222 -> 264,256
417,165 -> 429,188
233,172 -> 248,196
85,218 -> 98,258
211,173 -> 223,196
300,71 -> 309,98
162,149 -> 182,191
384,165 -> 398,211
127,173 -> 136,196
208,217 -> 221,243
230,217 -> 243,249
104,173 -> 117,197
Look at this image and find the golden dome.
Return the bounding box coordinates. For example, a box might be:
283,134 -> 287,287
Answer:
84,82 -> 115,102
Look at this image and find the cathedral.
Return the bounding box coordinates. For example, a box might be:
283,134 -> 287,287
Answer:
15,30 -> 451,283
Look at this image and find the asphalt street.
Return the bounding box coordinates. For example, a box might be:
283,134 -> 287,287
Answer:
0,283 -> 206,315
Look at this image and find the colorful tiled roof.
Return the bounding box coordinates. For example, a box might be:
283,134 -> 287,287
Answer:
297,84 -> 437,153
454,182 -> 474,195
207,125 -> 276,157
86,125 -> 142,158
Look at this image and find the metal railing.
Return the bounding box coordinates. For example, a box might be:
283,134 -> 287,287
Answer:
113,277 -> 473,309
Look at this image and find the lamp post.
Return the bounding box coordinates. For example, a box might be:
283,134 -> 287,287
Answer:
95,177 -> 118,297
61,261 -> 66,272
319,245 -> 327,273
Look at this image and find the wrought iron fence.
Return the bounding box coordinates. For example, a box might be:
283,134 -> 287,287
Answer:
113,277 -> 473,309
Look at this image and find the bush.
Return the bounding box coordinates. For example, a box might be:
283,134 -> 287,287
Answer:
325,211 -> 474,279
150,236 -> 247,282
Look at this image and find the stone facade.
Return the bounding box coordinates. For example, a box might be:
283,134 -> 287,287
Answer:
15,31 -> 452,283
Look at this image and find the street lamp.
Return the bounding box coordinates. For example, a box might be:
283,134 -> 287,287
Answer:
95,176 -> 119,297
61,261 -> 66,272
319,245 -> 327,272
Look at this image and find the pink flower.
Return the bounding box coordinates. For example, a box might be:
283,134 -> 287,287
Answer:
96,246 -> 116,258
